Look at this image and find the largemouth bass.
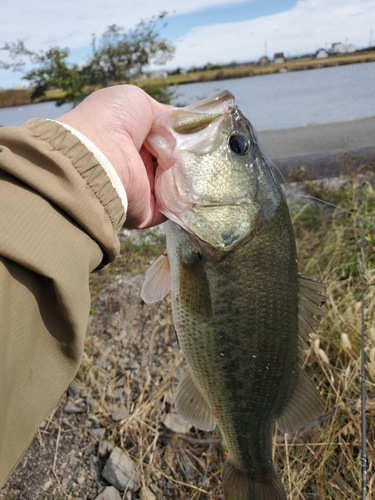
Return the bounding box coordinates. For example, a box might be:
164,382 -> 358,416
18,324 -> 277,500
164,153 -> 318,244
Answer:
142,91 -> 325,500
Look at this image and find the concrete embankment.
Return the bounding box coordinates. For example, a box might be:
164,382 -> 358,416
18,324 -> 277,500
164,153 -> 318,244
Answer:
257,116 -> 375,180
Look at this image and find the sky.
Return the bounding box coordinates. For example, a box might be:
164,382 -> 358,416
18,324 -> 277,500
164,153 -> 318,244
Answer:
1,0 -> 374,89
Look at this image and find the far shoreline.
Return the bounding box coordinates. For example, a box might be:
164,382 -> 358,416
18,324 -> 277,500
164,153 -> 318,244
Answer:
141,50 -> 375,88
1,50 -> 375,109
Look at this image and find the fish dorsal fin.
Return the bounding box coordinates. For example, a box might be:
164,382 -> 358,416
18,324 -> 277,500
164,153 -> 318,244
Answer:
175,370 -> 217,431
141,253 -> 171,303
298,273 -> 326,341
276,367 -> 323,433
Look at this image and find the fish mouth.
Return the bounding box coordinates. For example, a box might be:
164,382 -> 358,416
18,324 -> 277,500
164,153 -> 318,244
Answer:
169,91 -> 235,135
184,90 -> 235,113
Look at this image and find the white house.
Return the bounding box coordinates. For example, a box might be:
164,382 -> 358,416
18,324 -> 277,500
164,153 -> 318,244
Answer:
273,52 -> 285,63
316,48 -> 329,59
149,70 -> 168,79
331,42 -> 347,54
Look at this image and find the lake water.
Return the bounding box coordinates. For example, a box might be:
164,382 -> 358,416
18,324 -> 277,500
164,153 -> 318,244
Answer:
171,61 -> 375,130
1,62 -> 374,130
0,100 -> 73,128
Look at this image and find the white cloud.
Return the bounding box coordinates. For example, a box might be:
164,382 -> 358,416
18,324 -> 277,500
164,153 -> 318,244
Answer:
0,0 -> 373,88
1,0 -> 248,50
170,0 -> 375,68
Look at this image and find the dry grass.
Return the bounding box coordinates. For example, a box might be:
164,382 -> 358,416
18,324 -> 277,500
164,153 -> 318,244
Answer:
277,171 -> 375,499
0,88 -> 33,107
79,168 -> 375,499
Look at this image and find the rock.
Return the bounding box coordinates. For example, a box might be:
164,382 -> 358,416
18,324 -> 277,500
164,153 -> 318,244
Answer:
181,456 -> 195,479
69,456 -> 79,467
94,486 -> 122,500
84,442 -> 97,456
111,407 -> 130,421
101,448 -> 141,492
91,416 -> 102,428
77,474 -> 85,485
68,380 -> 84,395
42,479 -> 53,491
86,396 -> 94,407
139,486 -> 156,500
92,428 -> 106,440
63,401 -> 83,414
162,413 -> 192,434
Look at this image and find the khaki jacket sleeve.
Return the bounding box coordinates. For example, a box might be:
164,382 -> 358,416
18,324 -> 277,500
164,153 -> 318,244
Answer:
0,118 -> 126,486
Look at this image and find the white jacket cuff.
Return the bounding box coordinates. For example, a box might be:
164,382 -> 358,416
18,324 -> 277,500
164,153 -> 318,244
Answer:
54,121 -> 128,214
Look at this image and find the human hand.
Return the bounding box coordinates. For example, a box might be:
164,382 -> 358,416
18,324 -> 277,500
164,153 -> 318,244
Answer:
56,85 -> 169,229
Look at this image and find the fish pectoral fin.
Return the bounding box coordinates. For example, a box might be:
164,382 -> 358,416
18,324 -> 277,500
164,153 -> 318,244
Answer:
179,254 -> 213,321
298,273 -> 326,341
141,252 -> 171,303
276,368 -> 323,433
175,370 -> 216,431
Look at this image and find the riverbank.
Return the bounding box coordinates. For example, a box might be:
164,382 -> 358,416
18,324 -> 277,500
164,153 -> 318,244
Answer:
258,115 -> 375,180
0,88 -> 67,109
1,49 -> 375,108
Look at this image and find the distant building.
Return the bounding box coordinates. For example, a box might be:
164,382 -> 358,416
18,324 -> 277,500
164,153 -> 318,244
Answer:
132,73 -> 148,81
273,52 -> 285,63
329,42 -> 356,55
316,48 -> 329,59
259,56 -> 270,65
331,42 -> 346,54
150,70 -> 168,79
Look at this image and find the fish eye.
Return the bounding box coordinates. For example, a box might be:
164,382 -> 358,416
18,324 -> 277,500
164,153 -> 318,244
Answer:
229,134 -> 250,156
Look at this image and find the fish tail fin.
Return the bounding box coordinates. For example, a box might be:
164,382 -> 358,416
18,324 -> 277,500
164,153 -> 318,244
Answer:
223,459 -> 287,500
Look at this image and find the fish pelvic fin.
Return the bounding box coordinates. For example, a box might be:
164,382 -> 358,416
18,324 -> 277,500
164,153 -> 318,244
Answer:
175,370 -> 216,431
223,460 -> 287,500
276,367 -> 323,433
141,252 -> 171,303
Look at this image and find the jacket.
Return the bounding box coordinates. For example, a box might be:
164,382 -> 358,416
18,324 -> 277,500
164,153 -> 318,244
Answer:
0,118 -> 126,486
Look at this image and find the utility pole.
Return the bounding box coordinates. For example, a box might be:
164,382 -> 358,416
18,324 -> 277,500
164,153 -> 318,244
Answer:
370,30 -> 373,48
